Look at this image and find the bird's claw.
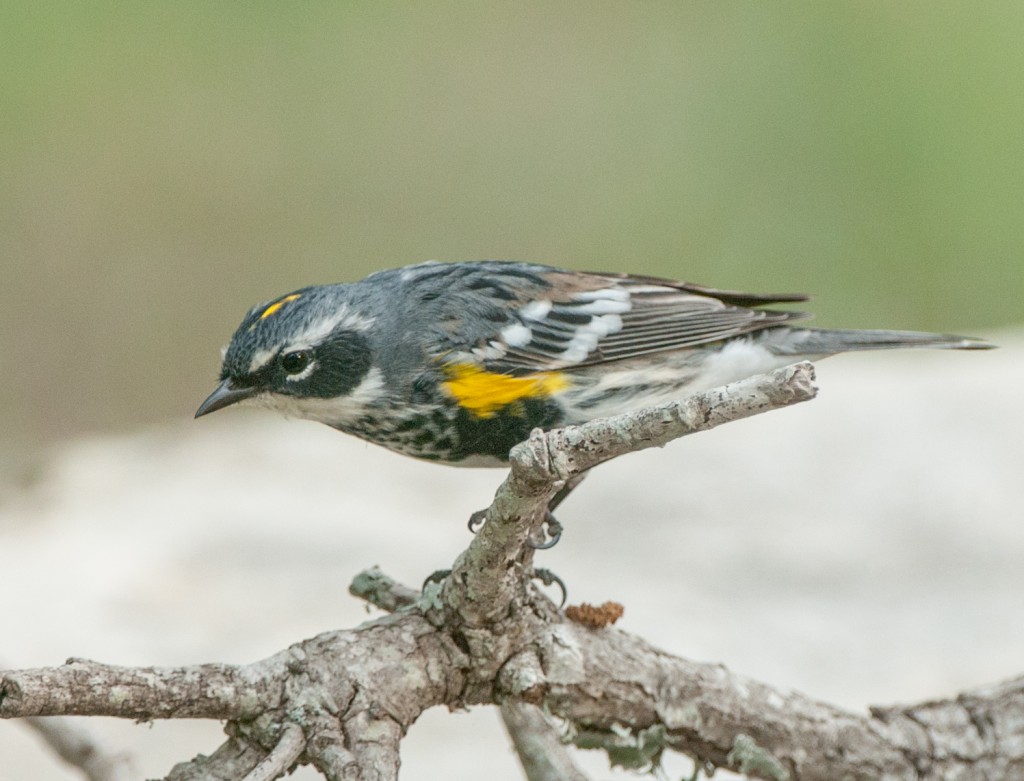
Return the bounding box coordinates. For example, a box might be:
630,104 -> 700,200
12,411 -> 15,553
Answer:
422,567 -> 566,607
532,567 -> 568,607
529,512 -> 563,549
422,569 -> 450,592
467,509 -> 488,534
467,508 -> 563,549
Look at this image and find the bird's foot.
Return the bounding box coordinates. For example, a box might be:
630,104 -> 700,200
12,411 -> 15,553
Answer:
423,567 -> 566,607
467,508 -> 488,534
422,569 -> 450,592
532,567 -> 567,607
529,511 -> 563,549
466,508 -> 563,549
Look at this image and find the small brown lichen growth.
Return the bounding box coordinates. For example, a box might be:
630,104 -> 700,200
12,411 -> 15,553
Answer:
518,684 -> 547,705
565,601 -> 624,629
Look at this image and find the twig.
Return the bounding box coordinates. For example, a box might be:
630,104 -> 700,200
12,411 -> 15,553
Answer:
166,736 -> 265,781
443,362 -> 819,631
500,702 -> 590,781
23,716 -> 135,781
241,723 -> 305,781
349,566 -> 419,611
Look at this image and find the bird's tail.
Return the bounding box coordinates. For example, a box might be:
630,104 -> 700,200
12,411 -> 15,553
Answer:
762,328 -> 994,356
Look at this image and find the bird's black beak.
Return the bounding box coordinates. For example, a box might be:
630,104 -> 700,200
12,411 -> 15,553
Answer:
195,378 -> 258,418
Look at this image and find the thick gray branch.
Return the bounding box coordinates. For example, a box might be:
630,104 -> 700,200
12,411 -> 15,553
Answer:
7,363 -> 1021,780
350,565 -> 1024,780
0,659 -> 282,720
2,616 -> 463,781
14,612 -> 1022,781
537,623 -> 910,779
351,567 -> 590,781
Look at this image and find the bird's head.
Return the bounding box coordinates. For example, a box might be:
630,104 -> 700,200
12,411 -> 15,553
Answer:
195,286 -> 381,423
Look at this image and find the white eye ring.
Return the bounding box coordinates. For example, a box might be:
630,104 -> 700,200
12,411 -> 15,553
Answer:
281,348 -> 316,380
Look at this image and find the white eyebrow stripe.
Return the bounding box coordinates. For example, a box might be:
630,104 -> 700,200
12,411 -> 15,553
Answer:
249,348 -> 277,374
291,305 -> 375,346
247,305 -> 375,375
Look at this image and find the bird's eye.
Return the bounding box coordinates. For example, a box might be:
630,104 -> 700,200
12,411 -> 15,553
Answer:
281,349 -> 312,374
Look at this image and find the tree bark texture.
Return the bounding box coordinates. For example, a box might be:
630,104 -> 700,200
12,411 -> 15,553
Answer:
5,363 -> 1021,780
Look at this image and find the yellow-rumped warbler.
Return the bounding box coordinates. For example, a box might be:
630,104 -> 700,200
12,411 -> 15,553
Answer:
196,260 -> 990,464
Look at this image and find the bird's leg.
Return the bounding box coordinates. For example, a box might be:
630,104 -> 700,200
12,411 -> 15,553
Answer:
466,470 -> 590,546
520,473 -> 590,603
423,567 -> 567,608
440,471 -> 591,603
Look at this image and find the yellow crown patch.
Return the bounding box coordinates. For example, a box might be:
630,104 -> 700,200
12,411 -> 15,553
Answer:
259,293 -> 302,320
441,364 -> 569,419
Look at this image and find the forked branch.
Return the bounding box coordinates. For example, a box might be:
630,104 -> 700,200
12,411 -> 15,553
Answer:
7,363 -> 1020,780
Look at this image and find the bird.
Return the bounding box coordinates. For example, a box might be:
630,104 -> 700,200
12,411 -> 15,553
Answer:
196,259 -> 991,466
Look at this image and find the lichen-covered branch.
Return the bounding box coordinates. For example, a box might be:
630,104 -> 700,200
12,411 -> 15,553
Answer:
535,622 -> 1024,780
0,659 -> 285,720
7,362 -> 1023,780
348,561 -> 1024,781
1,615 -> 465,781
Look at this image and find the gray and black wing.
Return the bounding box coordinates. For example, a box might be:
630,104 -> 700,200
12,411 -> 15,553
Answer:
421,261 -> 811,374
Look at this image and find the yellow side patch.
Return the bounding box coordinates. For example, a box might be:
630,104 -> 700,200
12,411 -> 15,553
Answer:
441,364 -> 569,419
259,293 -> 302,320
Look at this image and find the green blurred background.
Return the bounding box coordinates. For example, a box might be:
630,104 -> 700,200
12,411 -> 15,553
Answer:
3,2 -> 1022,452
